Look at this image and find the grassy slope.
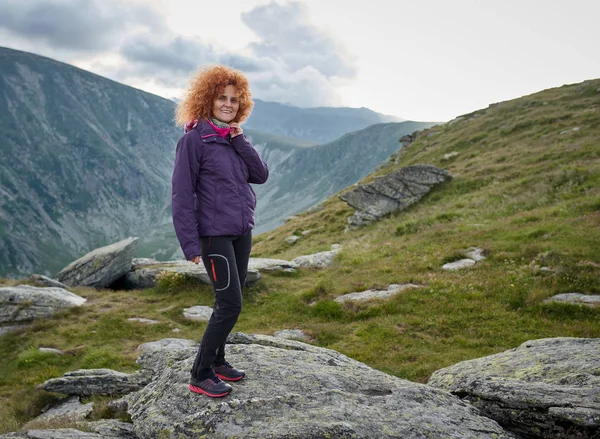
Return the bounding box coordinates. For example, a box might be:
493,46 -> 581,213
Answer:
1,79 -> 599,432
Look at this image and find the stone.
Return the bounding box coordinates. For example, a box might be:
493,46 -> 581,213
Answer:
273,329 -> 310,341
283,215 -> 298,222
335,284 -> 422,303
544,293 -> 600,307
442,259 -> 476,270
285,235 -> 300,244
559,127 -> 580,135
428,337 -> 600,438
38,368 -> 148,396
443,151 -> 459,160
301,229 -> 312,235
248,258 -> 297,272
293,244 -> 342,268
35,396 -> 92,422
466,247 -> 486,261
182,306 -> 213,321
127,318 -> 159,325
124,332 -> 513,438
339,165 -> 452,229
39,347 -> 64,355
56,237 -> 138,289
122,260 -> 260,290
0,286 -> 86,324
28,275 -> 69,289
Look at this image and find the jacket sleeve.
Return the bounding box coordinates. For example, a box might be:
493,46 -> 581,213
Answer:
171,133 -> 201,260
230,133 -> 269,184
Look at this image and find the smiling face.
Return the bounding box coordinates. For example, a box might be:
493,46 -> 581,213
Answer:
212,84 -> 240,123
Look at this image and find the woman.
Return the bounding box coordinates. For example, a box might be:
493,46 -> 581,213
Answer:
172,65 -> 269,398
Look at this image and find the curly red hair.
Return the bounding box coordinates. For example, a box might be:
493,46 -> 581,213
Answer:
176,65 -> 253,125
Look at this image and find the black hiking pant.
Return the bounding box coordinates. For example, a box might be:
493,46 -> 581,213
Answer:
191,231 -> 252,379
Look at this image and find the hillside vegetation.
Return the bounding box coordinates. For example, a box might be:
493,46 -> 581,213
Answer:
1,79 -> 599,432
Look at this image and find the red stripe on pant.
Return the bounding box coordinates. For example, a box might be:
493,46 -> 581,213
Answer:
210,258 -> 217,281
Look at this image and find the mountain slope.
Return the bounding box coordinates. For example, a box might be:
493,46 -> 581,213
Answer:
252,120 -> 437,233
0,47 -> 180,277
245,99 -> 404,143
250,77 -> 600,377
1,78 -> 599,434
0,46 -> 435,277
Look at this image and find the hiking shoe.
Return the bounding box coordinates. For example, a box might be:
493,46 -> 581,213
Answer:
214,360 -> 245,381
189,372 -> 232,398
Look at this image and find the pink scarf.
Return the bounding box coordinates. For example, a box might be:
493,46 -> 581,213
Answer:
183,118 -> 231,138
206,119 -> 231,138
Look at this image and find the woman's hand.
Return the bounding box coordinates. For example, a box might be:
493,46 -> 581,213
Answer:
230,122 -> 243,137
189,256 -> 200,264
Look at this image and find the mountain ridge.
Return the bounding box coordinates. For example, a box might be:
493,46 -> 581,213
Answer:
0,46 -> 434,277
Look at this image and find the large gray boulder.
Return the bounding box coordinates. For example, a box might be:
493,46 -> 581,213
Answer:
56,237 -> 138,288
28,275 -> 69,289
0,285 -> 86,323
125,333 -> 513,438
248,257 -> 297,272
339,164 -> 452,228
38,368 -> 149,396
428,337 -> 600,438
122,260 -> 260,290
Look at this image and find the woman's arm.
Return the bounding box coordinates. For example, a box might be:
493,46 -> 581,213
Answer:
171,133 -> 202,260
230,129 -> 269,184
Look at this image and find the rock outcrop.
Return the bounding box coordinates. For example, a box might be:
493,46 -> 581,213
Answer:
428,337 -> 600,438
56,237 -> 138,289
442,247 -> 487,270
293,244 -> 342,268
122,260 -> 260,290
33,395 -> 92,423
28,275 -> 69,289
0,285 -> 86,323
124,333 -> 513,438
248,258 -> 298,272
335,283 -> 421,303
38,369 -> 148,397
442,259 -> 476,270
339,164 -> 452,229
0,422 -> 137,439
544,293 -> 600,307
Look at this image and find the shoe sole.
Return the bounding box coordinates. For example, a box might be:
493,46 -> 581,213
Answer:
216,373 -> 245,382
189,384 -> 231,398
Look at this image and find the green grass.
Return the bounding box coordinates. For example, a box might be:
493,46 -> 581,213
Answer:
2,79 -> 600,433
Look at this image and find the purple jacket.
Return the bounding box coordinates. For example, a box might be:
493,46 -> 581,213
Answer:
171,119 -> 269,260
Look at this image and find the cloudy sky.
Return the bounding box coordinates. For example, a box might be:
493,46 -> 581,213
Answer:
1,0 -> 598,121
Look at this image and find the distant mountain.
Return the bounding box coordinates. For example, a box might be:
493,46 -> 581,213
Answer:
0,47 -> 180,277
0,47 -> 435,277
245,99 -> 403,144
